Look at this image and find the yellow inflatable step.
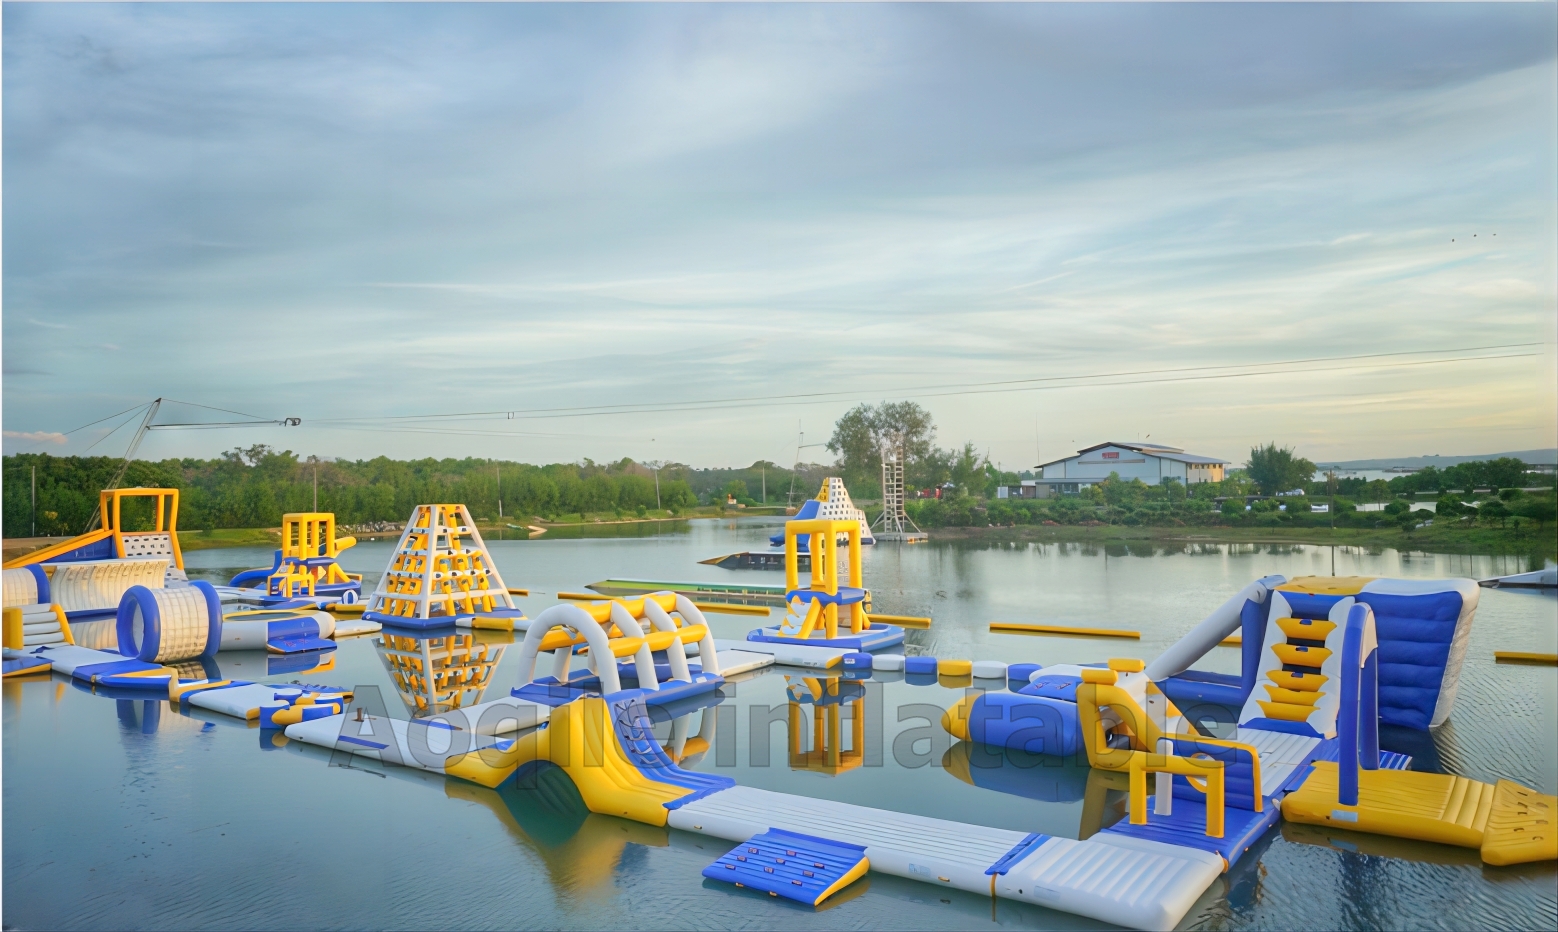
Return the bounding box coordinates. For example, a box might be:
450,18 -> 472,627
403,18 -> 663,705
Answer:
1283,762 -> 1556,865
1481,780 -> 1557,866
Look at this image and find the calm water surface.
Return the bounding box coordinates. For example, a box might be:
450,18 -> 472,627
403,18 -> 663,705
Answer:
5,519 -> 1554,930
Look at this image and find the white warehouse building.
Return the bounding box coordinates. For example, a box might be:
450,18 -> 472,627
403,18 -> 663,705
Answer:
1001,442 -> 1228,499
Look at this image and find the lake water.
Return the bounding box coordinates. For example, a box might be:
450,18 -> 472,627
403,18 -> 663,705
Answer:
5,518 -> 1555,930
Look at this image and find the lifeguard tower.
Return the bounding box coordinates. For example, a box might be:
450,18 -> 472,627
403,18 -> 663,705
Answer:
872,456 -> 926,542
745,515 -> 904,651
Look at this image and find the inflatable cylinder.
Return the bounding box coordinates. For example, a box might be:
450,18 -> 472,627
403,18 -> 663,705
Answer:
116,582 -> 223,663
2,566 -> 50,609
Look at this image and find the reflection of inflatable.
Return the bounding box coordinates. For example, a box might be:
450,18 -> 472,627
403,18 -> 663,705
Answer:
378,631 -> 505,716
445,773 -> 671,893
745,510 -> 902,652
941,740 -> 1090,804
785,676 -> 865,776
229,513 -> 363,605
362,504 -> 526,631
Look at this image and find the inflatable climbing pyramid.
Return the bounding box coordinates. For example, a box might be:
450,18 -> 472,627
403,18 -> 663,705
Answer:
363,504 -> 521,629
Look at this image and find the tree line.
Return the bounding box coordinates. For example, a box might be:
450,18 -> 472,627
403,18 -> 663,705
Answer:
5,400 -> 1549,537
1,448 -> 833,536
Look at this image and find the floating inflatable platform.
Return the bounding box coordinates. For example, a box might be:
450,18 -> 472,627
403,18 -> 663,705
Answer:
587,578 -> 790,607
671,786 -> 1222,929
713,638 -> 846,670
746,623 -> 904,652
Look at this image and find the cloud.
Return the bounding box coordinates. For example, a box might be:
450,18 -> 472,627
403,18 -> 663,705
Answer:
4,430 -> 69,445
1,3 -> 1553,466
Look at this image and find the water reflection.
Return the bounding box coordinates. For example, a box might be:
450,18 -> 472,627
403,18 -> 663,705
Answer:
449,768 -> 671,895
784,676 -> 865,775
377,632 -> 505,716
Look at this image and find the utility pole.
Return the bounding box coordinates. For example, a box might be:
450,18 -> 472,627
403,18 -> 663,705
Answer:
646,461 -> 663,509
496,461 -> 503,519
31,465 -> 37,537
761,464 -> 766,504
312,456 -> 319,511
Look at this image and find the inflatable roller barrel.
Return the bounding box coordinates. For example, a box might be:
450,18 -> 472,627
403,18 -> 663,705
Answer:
941,692 -> 1083,757
2,566 -> 50,609
116,581 -> 223,663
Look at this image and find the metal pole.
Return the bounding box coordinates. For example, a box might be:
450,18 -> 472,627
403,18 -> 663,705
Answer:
762,466 -> 766,504
313,457 -> 318,511
497,462 -> 502,519
32,465 -> 37,537
85,398 -> 162,533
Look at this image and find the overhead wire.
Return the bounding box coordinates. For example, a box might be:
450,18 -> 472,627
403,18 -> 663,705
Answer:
79,404 -> 153,455
312,342 -> 1545,426
311,346 -> 1543,431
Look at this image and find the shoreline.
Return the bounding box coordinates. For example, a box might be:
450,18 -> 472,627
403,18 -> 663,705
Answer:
6,515 -> 1550,562
921,522 -> 1557,558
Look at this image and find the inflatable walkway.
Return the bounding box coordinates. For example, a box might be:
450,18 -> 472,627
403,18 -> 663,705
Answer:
945,575 -> 1556,874
286,682 -> 1224,930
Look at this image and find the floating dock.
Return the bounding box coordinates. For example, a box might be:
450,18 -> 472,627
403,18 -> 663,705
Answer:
587,578 -> 790,607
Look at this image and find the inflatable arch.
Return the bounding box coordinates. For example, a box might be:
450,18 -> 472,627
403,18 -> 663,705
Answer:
515,593 -> 720,698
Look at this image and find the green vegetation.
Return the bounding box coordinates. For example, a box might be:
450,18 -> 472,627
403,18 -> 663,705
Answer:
1246,442 -> 1316,495
2,448 -> 819,536
902,468 -> 1555,558
827,401 -> 1017,499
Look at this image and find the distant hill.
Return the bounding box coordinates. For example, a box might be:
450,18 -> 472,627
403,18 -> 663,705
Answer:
1315,449 -> 1557,469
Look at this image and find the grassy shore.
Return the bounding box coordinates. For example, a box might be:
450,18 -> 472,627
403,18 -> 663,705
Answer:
925,522 -> 1557,560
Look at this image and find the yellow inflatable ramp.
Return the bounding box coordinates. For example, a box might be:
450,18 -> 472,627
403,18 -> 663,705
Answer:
1282,762 -> 1556,865
443,695 -> 734,826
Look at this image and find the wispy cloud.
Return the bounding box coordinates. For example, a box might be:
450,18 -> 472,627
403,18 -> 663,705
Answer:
4,430 -> 68,445
2,2 -> 1553,467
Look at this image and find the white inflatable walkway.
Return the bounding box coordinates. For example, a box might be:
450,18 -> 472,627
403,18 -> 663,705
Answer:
711,637 -> 845,669
669,785 -> 1222,931
284,697 -> 552,775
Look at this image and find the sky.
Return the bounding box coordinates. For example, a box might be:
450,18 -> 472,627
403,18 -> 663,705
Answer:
4,2 -> 1556,472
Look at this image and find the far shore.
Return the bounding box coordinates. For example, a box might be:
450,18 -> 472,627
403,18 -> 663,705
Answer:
0,505 -> 795,562
921,521 -> 1556,559
6,514 -> 1551,564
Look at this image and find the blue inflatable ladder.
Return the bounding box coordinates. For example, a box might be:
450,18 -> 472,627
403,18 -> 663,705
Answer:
703,828 -> 868,906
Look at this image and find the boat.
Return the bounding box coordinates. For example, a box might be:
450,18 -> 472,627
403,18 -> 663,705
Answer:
1478,567 -> 1556,589
699,550 -> 808,571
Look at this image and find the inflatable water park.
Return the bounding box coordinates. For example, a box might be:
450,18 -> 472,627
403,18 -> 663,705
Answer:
3,484 -> 1553,931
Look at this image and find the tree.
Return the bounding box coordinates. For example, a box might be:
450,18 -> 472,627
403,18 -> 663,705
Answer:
1479,499 -> 1510,527
1512,497 -> 1555,531
1245,443 -> 1316,495
827,401 -> 936,490
948,443 -> 985,498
